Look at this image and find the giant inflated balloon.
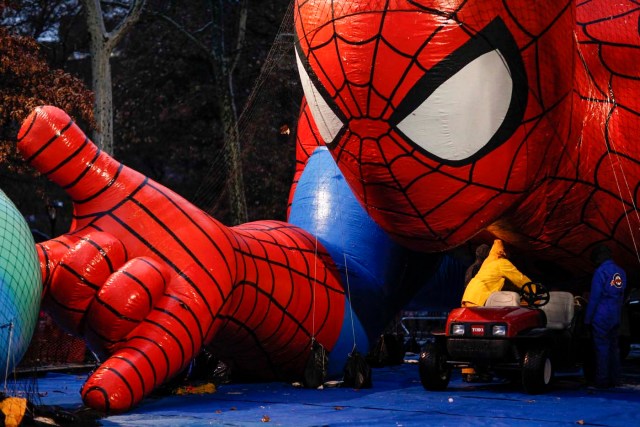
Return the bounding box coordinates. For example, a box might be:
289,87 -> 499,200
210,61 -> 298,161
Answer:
13,0 -> 640,414
0,189 -> 41,377
292,0 -> 640,272
18,105 -> 434,413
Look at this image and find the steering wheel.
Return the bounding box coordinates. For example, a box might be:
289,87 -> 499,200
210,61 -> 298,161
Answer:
519,282 -> 550,307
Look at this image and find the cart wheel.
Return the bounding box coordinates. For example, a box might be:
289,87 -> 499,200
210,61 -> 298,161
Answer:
522,347 -> 553,394
419,343 -> 451,391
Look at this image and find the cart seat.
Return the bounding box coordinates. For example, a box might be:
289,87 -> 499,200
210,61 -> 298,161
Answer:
541,291 -> 574,329
485,291 -> 521,307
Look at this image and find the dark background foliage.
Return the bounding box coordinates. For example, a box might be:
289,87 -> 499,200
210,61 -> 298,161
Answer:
1,0 -> 300,237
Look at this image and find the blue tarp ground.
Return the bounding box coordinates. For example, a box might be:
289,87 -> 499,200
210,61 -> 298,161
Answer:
11,348 -> 640,426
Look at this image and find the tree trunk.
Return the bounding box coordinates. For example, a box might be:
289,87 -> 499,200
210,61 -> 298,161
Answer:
219,0 -> 248,225
148,2 -> 249,224
219,81 -> 248,224
89,35 -> 114,154
205,0 -> 248,225
81,0 -> 145,155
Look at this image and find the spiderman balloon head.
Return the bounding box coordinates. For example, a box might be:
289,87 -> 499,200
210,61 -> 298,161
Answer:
294,0 -> 575,251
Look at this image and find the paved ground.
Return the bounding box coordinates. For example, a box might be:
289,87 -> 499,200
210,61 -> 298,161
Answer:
14,346 -> 640,426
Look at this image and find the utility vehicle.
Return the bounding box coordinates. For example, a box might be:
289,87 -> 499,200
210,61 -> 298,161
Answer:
419,283 -> 593,393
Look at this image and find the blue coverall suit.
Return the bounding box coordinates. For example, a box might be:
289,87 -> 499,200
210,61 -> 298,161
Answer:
585,259 -> 627,387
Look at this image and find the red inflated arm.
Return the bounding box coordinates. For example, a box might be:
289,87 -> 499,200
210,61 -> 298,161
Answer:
17,106 -> 346,413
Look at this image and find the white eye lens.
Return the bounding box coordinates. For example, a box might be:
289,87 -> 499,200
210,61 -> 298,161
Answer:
396,49 -> 513,162
295,49 -> 345,145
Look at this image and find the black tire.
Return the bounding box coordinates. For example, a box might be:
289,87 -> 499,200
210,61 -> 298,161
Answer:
418,344 -> 451,391
522,348 -> 553,394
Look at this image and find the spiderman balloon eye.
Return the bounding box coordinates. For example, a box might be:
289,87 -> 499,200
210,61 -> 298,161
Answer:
396,50 -> 512,162
295,46 -> 346,145
391,18 -> 528,166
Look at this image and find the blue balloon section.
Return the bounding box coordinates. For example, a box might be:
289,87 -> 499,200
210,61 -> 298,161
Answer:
289,147 -> 452,374
0,188 -> 41,378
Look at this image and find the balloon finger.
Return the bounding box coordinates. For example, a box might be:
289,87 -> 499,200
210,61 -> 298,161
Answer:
46,231 -> 127,335
84,256 -> 170,356
81,296 -> 206,413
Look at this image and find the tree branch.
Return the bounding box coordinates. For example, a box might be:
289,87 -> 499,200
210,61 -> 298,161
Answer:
107,0 -> 146,49
82,0 -> 107,43
151,11 -> 219,63
193,21 -> 214,36
228,0 -> 248,76
100,0 -> 133,8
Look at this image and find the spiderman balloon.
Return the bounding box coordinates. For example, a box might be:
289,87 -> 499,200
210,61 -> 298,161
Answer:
13,0 -> 640,414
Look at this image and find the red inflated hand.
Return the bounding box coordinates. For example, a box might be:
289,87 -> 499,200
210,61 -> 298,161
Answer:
17,106 -> 345,413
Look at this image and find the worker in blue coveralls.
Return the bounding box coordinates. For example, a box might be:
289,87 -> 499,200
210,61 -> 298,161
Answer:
584,244 -> 627,388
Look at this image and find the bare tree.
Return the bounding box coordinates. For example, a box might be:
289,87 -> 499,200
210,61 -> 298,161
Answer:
154,0 -> 249,224
82,0 -> 145,154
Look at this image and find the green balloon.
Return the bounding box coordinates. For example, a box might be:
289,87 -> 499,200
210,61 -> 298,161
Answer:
0,188 -> 41,377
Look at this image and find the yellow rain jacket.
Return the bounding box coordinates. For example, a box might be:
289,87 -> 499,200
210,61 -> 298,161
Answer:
461,240 -> 532,307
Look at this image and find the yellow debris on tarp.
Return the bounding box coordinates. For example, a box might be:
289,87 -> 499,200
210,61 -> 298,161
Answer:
174,383 -> 217,395
0,396 -> 27,427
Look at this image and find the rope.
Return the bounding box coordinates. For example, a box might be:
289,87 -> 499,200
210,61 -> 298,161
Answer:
601,100 -> 640,266
575,30 -> 640,267
604,140 -> 640,265
344,250 -> 358,355
328,160 -> 358,354
192,1 -> 299,217
3,322 -> 14,393
312,215 -> 318,341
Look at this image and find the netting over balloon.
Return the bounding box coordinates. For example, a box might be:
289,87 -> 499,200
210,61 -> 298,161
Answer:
0,188 -> 41,380
292,0 -> 640,274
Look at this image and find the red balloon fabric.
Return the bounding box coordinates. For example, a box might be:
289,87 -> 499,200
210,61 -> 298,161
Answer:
17,106 -> 345,412
14,0 -> 640,414
293,0 -> 640,272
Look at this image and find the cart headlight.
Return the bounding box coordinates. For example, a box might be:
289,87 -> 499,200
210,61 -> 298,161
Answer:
451,324 -> 465,335
492,325 -> 507,336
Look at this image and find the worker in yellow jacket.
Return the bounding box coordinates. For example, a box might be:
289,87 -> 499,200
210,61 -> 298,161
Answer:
461,239 -> 532,307
459,239 -> 532,382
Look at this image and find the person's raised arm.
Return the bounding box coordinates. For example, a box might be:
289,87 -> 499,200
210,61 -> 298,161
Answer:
498,259 -> 532,289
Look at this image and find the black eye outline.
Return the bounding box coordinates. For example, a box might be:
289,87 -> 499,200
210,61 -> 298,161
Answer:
389,17 -> 528,166
294,39 -> 348,147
